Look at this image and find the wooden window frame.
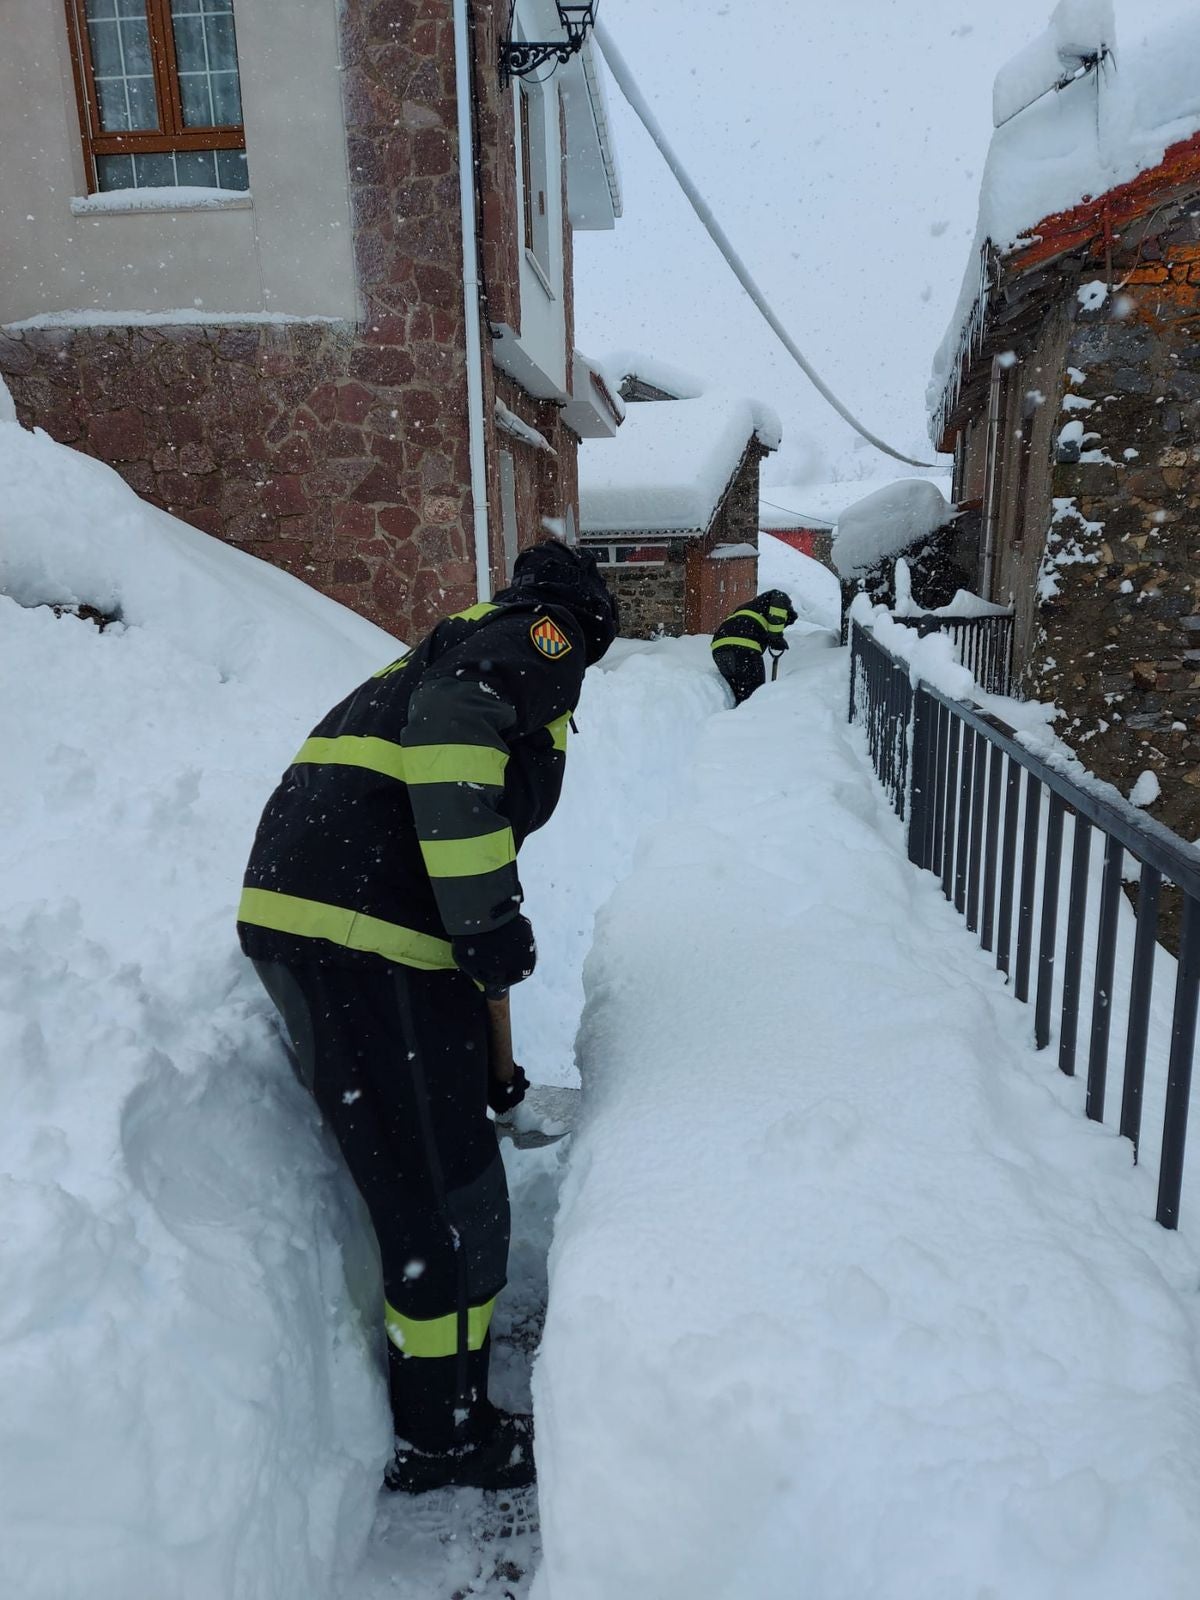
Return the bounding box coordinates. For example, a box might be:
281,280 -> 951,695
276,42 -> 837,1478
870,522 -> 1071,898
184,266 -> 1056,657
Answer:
64,0 -> 245,192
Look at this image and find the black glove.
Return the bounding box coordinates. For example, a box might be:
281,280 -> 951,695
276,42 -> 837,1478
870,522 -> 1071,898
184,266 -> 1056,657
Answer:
452,915 -> 536,998
771,636 -> 790,654
489,1061 -> 529,1117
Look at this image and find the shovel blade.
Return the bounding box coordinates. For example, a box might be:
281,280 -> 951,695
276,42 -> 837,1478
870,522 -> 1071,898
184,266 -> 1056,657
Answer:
494,1084 -> 581,1148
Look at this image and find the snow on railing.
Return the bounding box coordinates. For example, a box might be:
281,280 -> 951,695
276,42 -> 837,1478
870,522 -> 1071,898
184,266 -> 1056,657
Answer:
849,616 -> 1200,1232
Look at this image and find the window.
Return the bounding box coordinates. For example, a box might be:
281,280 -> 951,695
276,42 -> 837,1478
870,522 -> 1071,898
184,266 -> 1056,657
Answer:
592,543 -> 667,569
65,0 -> 248,194
517,82 -> 551,281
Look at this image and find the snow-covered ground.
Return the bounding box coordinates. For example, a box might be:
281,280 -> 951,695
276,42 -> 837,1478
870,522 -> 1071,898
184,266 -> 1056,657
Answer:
534,626 -> 1200,1600
5,409 -> 1200,1598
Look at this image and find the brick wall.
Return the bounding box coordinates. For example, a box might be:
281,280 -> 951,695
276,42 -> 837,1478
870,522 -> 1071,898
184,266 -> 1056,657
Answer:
0,0 -> 579,646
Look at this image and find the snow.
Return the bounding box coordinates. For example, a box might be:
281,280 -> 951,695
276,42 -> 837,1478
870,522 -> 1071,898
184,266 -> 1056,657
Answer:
1078,279 -> 1110,312
7,406 -> 1200,1599
0,373 -> 15,424
4,310 -> 345,331
0,412 -> 722,1598
1130,769 -> 1162,807
578,388 -> 781,534
992,1 -> 1115,129
930,5 -> 1200,422
595,347 -> 706,401
495,399 -> 556,455
758,532 -> 842,633
69,185 -> 252,215
759,473 -> 955,533
532,623 -> 1200,1600
831,478 -> 954,578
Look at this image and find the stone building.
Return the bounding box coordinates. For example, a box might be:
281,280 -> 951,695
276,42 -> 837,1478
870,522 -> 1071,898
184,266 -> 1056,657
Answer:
578,358 -> 779,637
931,11 -> 1200,834
0,0 -> 622,641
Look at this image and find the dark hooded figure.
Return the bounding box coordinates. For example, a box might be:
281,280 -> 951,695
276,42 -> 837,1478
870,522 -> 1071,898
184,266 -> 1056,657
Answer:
710,588 -> 798,704
237,539 -> 618,1493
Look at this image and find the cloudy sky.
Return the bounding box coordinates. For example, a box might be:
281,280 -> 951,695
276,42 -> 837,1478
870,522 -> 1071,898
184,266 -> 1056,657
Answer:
575,0 -> 1193,488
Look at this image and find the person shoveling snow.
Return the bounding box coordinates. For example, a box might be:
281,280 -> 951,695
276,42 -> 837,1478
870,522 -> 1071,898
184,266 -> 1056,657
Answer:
710,588 -> 798,703
236,539 -> 618,1495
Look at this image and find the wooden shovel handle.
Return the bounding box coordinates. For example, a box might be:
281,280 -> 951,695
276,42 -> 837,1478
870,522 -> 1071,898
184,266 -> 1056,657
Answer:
486,994 -> 516,1084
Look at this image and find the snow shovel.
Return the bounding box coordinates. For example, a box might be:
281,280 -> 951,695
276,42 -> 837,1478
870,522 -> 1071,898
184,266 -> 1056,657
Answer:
487,994 -> 580,1149
770,649 -> 783,682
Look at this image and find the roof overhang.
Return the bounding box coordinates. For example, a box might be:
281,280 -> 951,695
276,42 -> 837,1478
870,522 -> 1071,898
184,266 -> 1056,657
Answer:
561,350 -> 623,438
560,41 -> 621,231
933,128 -> 1200,451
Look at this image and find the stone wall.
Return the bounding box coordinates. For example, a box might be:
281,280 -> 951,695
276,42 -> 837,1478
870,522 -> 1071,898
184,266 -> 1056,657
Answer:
0,0 -> 579,645
1021,227 -> 1200,837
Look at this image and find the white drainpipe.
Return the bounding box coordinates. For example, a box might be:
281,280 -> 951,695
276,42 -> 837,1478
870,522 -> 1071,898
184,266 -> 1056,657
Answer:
451,0 -> 492,602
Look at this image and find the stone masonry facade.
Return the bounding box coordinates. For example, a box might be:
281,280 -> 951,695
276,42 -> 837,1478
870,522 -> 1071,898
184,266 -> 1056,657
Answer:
1022,227 -> 1200,839
0,0 -> 581,644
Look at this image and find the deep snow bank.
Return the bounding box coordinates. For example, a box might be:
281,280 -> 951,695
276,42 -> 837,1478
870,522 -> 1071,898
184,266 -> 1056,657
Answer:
0,414 -> 729,1598
0,421 -> 401,1600
532,634 -> 1200,1600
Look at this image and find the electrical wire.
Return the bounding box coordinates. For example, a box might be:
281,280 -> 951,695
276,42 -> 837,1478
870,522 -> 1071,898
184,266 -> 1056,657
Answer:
759,495 -> 835,526
594,20 -> 938,470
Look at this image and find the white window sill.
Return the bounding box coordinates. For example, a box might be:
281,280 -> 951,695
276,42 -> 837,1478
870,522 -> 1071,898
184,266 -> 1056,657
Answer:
71,187 -> 253,217
524,247 -> 557,301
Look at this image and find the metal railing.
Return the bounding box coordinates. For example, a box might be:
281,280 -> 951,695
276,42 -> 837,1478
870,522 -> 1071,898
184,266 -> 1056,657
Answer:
891,611 -> 1014,697
849,618 -> 1200,1229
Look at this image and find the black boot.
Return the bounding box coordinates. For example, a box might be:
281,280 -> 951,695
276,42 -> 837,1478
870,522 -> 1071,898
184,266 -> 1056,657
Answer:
384,1404 -> 536,1494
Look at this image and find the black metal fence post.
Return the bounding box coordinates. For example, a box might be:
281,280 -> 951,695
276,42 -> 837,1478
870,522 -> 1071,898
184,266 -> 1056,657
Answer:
1157,895 -> 1200,1229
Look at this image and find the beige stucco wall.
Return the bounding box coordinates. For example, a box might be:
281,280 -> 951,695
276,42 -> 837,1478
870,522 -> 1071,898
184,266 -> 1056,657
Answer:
0,0 -> 356,324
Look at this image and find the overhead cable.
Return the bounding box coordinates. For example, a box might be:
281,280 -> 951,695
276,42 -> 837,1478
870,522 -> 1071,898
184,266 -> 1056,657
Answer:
594,21 -> 938,470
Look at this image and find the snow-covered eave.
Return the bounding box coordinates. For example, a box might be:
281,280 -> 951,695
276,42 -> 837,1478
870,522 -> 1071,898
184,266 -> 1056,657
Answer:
930,126 -> 1200,451
580,432 -> 776,538
580,527 -> 702,540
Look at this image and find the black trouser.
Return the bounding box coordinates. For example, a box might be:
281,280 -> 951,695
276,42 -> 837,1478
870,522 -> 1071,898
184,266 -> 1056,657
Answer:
252,958 -> 509,1451
714,645 -> 765,705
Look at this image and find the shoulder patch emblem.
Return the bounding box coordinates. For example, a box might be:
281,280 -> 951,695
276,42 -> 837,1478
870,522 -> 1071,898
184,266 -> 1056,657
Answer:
530,617 -> 573,660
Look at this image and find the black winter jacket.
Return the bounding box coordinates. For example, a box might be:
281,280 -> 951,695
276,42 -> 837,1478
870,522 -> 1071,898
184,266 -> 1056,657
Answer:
237,598 -> 584,973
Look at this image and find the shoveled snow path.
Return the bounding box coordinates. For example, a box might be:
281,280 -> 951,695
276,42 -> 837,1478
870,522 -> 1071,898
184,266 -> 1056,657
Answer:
532,629 -> 1200,1600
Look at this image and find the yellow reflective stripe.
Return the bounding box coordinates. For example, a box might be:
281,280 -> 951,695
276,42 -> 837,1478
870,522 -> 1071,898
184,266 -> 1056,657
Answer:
372,652 -> 413,679
450,602 -> 501,622
546,711 -> 571,753
728,608 -> 769,629
419,827 -> 516,879
402,743 -> 509,786
384,1297 -> 496,1357
294,734 -> 407,780
292,736 -> 508,788
712,636 -> 764,654
237,888 -> 454,970
768,607 -> 789,620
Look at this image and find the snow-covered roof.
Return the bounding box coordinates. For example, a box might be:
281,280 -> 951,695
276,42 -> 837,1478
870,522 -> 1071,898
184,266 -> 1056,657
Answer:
579,389 -> 781,536
758,477 -> 935,533
929,3 -> 1200,429
831,479 -> 954,579
595,348 -> 706,403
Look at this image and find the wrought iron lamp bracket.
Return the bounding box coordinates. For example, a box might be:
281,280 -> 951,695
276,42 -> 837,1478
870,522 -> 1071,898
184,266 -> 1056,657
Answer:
499,4 -> 597,81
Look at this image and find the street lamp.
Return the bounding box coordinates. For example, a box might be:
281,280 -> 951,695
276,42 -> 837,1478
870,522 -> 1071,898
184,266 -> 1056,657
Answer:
499,3 -> 598,80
